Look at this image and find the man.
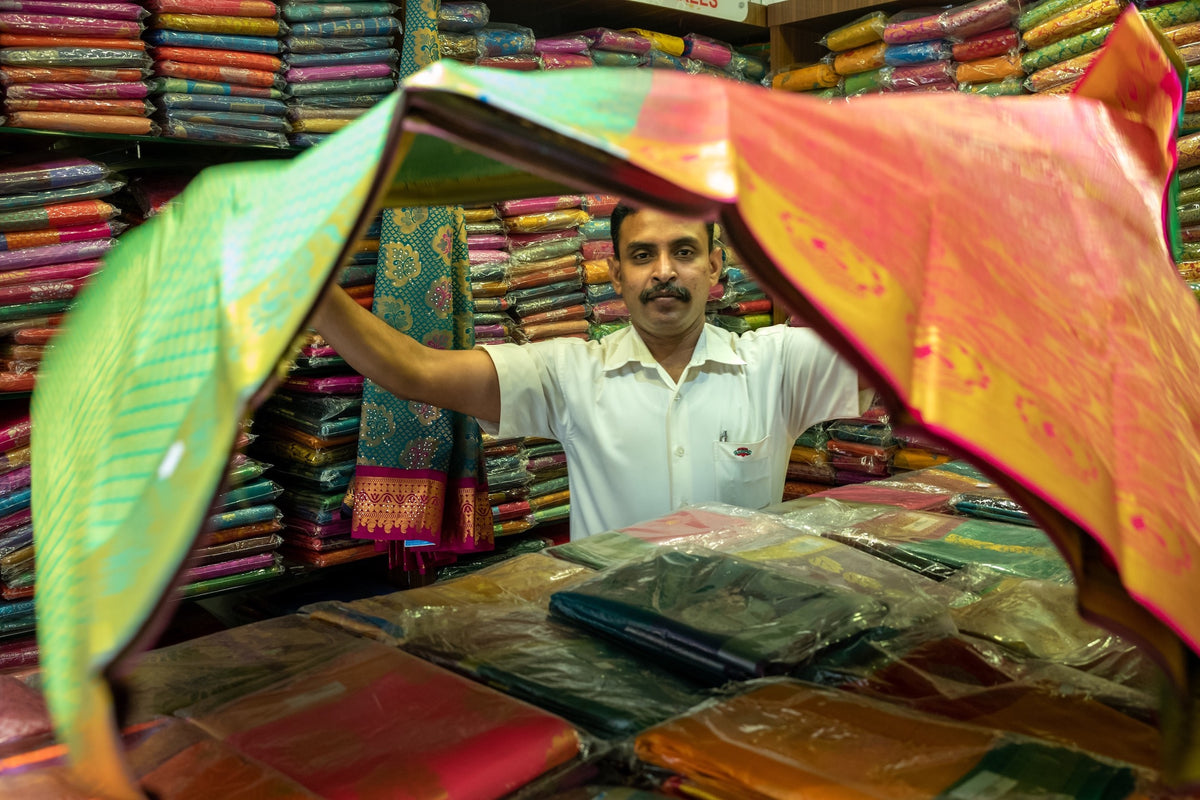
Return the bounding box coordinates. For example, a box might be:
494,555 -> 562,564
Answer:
311,203 -> 862,540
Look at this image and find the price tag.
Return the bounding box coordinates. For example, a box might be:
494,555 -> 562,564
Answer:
629,0 -> 750,23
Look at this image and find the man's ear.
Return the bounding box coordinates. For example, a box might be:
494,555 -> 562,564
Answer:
608,255 -> 623,297
708,246 -> 723,287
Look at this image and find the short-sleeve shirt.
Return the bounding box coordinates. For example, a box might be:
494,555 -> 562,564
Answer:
479,323 -> 857,539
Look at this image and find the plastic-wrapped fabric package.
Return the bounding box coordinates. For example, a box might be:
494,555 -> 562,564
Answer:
772,62 -> 839,92
832,41 -> 886,75
188,643 -> 583,800
1021,22 -> 1113,72
0,718 -> 328,799
804,629 -> 1165,771
1021,0 -> 1126,50
778,499 -> 1073,583
417,608 -> 712,739
883,9 -> 948,44
305,553 -> 592,644
549,548 -> 888,683
123,614 -> 371,722
952,26 -> 1020,60
942,0 -> 1021,39
635,681 -> 1147,799
822,11 -> 889,51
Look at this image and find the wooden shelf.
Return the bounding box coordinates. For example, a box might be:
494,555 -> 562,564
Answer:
485,0 -> 769,45
766,0 -> 903,27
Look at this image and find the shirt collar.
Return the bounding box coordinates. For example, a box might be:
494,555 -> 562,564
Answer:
602,323 -> 748,373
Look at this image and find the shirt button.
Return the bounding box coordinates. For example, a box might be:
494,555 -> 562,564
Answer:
675,447 -> 685,457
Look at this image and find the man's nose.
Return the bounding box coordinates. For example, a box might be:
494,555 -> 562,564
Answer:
651,252 -> 677,282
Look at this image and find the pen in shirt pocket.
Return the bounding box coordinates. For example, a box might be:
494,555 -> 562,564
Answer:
719,430 -> 727,442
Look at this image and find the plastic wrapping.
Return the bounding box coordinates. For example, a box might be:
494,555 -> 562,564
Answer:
437,0 -> 488,32
281,1 -> 396,22
502,208 -> 589,233
147,0 -> 280,14
530,34 -> 587,55
288,15 -> 399,38
474,24 -> 534,57
1020,22 -> 1112,72
843,66 -> 891,95
890,61 -> 955,88
152,76 -> 288,98
550,550 -> 887,684
634,681 -> 1143,800
0,157 -> 107,197
153,12 -> 280,36
158,91 -> 286,115
588,50 -> 645,68
1024,47 -> 1098,90
780,500 -> 1071,582
0,237 -> 113,271
1141,0 -> 1200,27
772,62 -> 839,91
285,34 -> 391,54
161,109 -> 289,131
499,195 -> 580,216
284,47 -> 397,68
833,41 -> 887,75
883,10 -> 948,44
1020,0 -> 1088,30
0,65 -> 149,84
951,27 -> 1019,60
0,47 -> 151,68
288,76 -> 395,96
540,52 -> 592,70
160,118 -> 287,146
581,240 -> 614,261
0,12 -> 144,38
285,61 -> 393,84
821,11 -> 888,51
510,239 -> 583,264
1021,0 -> 1125,50
942,0 -> 1020,39
955,53 -> 1023,82
1163,19 -> 1200,45
884,40 -> 951,65
145,27 -> 283,53
682,34 -> 732,68
155,59 -> 282,88
576,27 -> 651,55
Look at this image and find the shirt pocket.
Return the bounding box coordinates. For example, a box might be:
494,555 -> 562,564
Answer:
712,436 -> 772,509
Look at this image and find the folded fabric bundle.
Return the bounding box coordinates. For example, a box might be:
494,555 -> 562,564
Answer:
635,681 -> 1142,799
549,549 -> 887,683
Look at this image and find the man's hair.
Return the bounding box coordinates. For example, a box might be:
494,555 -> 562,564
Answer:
609,203 -> 716,255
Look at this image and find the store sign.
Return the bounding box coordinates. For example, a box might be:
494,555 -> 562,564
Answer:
630,0 -> 751,23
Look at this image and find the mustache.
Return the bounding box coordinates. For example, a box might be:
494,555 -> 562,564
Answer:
639,283 -> 691,304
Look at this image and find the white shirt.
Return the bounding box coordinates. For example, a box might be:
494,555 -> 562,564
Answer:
479,323 -> 858,540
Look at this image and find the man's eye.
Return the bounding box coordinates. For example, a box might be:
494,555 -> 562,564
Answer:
676,249 -> 695,258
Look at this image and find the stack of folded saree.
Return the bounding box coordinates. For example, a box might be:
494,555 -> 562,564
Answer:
146,0 -> 290,147
708,255 -> 773,334
483,434 -> 534,537
500,196 -> 588,343
0,0 -> 156,135
0,408 -> 32,631
466,202 -> 518,346
0,156 -> 123,395
281,0 -> 400,149
186,431 -> 286,598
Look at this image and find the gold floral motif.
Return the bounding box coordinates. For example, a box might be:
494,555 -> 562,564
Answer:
393,207 -> 429,234
431,223 -> 455,267
359,401 -> 397,447
381,240 -> 422,289
408,400 -> 440,426
375,296 -> 413,333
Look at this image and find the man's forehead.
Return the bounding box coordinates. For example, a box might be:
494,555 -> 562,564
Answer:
619,208 -> 708,248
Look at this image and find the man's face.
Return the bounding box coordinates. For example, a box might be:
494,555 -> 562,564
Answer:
608,208 -> 722,340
